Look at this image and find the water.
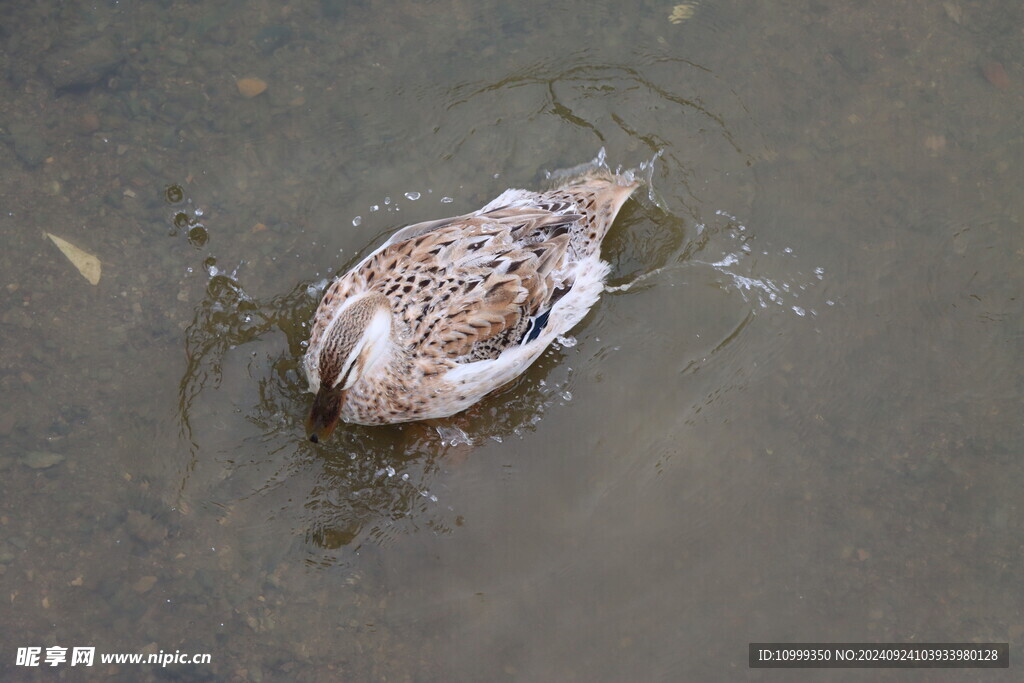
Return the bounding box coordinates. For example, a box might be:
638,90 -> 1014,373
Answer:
1,0 -> 1021,680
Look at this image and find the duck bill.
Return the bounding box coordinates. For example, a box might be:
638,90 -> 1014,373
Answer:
306,387 -> 345,443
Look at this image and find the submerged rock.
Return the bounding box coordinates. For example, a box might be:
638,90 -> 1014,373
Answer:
255,25 -> 292,55
23,451 -> 65,469
41,36 -> 123,91
5,122 -> 49,167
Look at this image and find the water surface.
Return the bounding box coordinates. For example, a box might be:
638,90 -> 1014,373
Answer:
1,0 -> 1021,680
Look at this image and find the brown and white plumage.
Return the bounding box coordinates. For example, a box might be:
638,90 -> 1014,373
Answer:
303,153 -> 641,441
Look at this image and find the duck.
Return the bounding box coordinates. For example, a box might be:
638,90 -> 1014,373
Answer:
303,150 -> 644,442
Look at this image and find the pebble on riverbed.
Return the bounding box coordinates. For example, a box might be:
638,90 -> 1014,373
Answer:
41,36 -> 123,91
237,77 -> 268,98
982,62 -> 1010,89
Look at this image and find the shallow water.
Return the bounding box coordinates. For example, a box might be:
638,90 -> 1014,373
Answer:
1,0 -> 1021,680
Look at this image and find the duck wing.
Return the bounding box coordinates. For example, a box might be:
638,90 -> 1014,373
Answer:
366,206 -> 581,363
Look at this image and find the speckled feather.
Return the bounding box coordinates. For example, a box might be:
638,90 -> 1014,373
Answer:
304,162 -> 640,429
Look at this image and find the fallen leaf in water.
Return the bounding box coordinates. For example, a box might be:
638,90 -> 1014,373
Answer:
942,1 -> 963,25
45,232 -> 101,285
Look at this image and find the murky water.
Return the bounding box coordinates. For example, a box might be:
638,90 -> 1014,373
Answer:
1,0 -> 1021,680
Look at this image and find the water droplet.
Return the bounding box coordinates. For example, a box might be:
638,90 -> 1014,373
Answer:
404,191 -> 420,201
164,185 -> 185,204
187,224 -> 208,247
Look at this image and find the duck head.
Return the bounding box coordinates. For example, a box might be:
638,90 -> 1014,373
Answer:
306,292 -> 392,442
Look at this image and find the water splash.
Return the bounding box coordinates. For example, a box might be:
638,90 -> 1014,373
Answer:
698,211 -> 826,317
433,423 -> 473,447
606,209 -> 828,318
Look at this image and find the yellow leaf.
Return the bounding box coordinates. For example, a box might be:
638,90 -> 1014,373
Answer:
45,233 -> 101,285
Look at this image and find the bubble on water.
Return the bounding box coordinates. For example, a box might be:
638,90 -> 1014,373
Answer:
555,335 -> 577,348
561,391 -> 573,401
404,191 -> 421,201
370,205 -> 379,212
441,196 -> 454,204
352,216 -> 362,227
